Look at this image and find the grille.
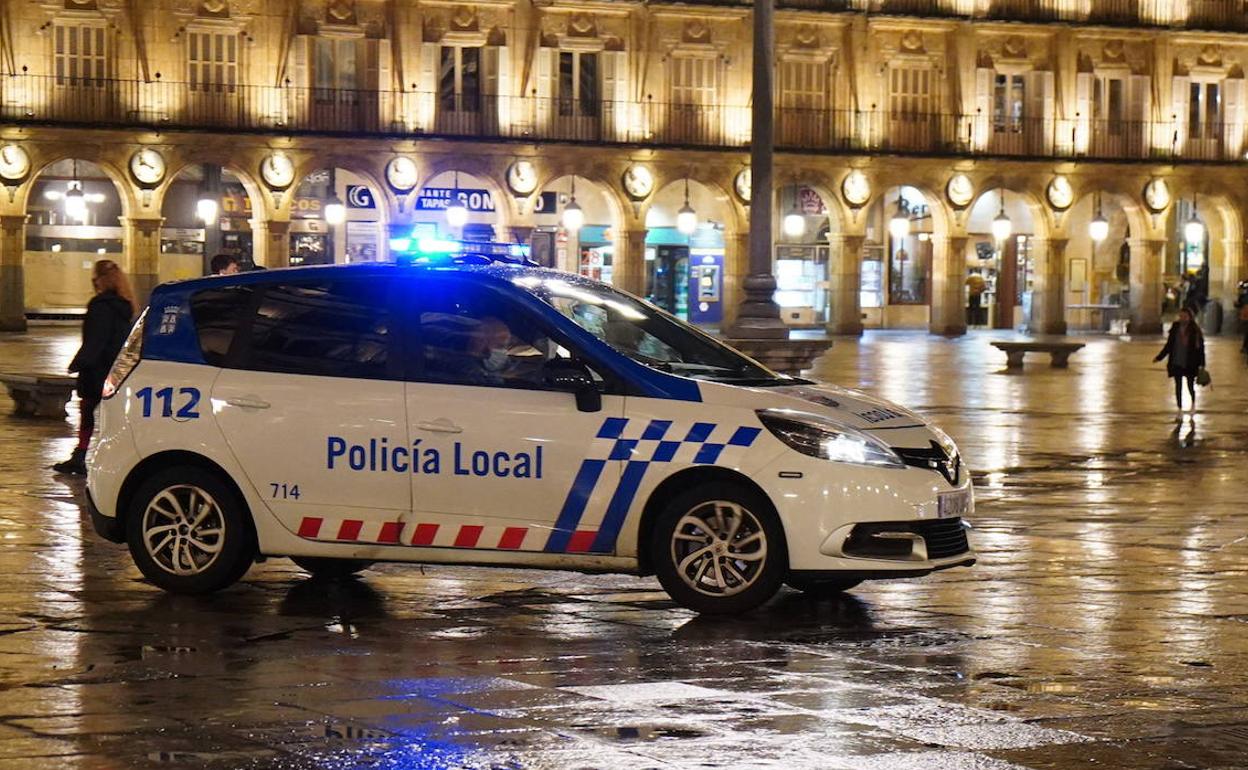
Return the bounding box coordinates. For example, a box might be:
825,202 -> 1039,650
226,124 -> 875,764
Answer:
842,518 -> 970,561
913,518 -> 971,559
894,441 -> 961,486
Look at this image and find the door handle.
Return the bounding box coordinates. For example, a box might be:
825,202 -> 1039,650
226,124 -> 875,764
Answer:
225,397 -> 271,410
416,418 -> 463,434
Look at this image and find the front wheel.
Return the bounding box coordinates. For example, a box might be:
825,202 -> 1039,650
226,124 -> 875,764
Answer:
125,466 -> 256,594
650,482 -> 787,615
291,557 -> 372,580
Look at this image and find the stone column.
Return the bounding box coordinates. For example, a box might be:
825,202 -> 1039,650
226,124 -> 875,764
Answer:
827,233 -> 864,335
722,230 -> 749,329
0,214 -> 27,332
616,229 -> 648,296
930,235 -> 968,336
1031,237 -> 1068,335
1128,238 -> 1165,334
124,216 -> 164,311
253,219 -> 292,269
1216,236 -> 1244,308
726,0 -> 787,340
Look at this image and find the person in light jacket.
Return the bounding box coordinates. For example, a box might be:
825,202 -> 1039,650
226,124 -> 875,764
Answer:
53,260 -> 136,475
1153,306 -> 1206,412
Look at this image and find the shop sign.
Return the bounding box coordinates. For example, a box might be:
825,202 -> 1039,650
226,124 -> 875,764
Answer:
347,185 -> 375,209
417,187 -> 497,212
531,191 -> 559,214
798,187 -> 826,215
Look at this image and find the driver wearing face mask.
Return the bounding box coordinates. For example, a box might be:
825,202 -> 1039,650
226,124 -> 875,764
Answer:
467,316 -> 515,385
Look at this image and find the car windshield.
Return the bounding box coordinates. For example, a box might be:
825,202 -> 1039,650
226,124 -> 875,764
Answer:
513,275 -> 787,384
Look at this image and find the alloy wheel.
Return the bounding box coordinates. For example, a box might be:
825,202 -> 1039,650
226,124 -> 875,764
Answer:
141,485 -> 226,576
670,500 -> 768,597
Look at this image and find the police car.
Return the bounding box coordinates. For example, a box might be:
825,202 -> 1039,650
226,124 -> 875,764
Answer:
86,257 -> 974,614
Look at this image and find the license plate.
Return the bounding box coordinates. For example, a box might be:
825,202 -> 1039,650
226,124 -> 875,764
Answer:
938,490 -> 972,519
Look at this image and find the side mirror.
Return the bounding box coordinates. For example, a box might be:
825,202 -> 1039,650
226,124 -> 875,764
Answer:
543,359 -> 602,413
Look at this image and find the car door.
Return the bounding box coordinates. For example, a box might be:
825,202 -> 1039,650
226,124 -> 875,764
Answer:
399,276 -> 627,555
211,277 -> 411,544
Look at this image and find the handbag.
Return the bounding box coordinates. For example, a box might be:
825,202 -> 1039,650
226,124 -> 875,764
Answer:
1239,304 -> 1248,322
1196,367 -> 1212,387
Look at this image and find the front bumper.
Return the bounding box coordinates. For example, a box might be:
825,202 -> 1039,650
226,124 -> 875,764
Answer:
85,487 -> 125,543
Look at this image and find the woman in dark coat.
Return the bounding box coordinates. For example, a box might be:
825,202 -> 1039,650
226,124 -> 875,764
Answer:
53,260 -> 135,475
1153,306 -> 1206,412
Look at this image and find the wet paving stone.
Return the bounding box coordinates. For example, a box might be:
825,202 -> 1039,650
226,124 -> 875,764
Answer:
1,326 -> 1247,768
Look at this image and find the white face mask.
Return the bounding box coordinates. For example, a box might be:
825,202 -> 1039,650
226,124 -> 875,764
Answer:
484,349 -> 509,371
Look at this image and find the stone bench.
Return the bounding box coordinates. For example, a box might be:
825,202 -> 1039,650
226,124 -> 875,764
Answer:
991,341 -> 1085,369
0,373 -> 77,418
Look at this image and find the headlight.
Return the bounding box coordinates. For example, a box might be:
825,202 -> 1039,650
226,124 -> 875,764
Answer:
757,409 -> 905,468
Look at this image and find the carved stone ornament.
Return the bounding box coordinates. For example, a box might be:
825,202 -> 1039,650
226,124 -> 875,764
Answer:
1003,35 -> 1027,59
66,0 -> 97,8
900,30 -> 924,54
794,24 -> 818,48
450,6 -> 478,32
199,0 -> 228,16
1102,39 -> 1125,63
326,0 -> 355,24
1198,45 -> 1222,67
568,12 -> 595,37
683,19 -> 710,44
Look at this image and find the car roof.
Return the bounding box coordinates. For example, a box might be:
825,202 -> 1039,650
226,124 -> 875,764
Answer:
151,261 -> 557,296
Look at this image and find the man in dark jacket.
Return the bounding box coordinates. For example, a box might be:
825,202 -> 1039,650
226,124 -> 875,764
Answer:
53,261 -> 135,475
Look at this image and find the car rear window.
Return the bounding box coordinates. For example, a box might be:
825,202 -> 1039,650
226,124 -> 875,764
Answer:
243,281 -> 392,380
189,286 -> 254,366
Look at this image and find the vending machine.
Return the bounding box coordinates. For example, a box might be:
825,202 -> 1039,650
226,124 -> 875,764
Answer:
687,252 -> 724,326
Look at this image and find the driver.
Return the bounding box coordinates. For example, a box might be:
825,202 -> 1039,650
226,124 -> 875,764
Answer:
463,315 -> 514,385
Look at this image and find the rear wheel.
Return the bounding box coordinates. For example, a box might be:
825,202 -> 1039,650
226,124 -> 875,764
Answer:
650,482 -> 787,615
125,466 -> 255,594
291,557 -> 372,579
785,575 -> 862,599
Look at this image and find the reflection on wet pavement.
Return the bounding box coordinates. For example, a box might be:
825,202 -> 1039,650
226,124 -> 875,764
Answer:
1,326 -> 1246,769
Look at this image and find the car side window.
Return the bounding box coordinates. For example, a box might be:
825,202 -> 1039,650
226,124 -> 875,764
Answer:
413,282 -> 566,389
243,281 -> 393,380
190,286 -> 254,367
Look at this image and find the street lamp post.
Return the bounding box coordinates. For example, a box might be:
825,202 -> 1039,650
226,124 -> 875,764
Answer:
726,0 -> 787,340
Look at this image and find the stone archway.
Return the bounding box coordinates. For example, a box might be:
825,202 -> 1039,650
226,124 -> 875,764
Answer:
286,166 -> 389,266
532,173 -> 625,280
18,157 -> 131,319
641,177 -> 734,326
965,186 -> 1052,332
159,163 -> 268,276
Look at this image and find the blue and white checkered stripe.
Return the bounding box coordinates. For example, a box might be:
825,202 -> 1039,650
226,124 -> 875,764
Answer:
545,417 -> 762,554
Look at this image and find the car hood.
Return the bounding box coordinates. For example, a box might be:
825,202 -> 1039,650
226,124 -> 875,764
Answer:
698,380 -> 942,443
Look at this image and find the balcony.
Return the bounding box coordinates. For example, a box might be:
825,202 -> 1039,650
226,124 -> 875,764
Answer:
1,75 -> 1244,164
770,0 -> 1248,32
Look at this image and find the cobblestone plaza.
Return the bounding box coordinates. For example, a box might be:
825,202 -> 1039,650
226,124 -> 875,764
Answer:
1,328 -> 1245,769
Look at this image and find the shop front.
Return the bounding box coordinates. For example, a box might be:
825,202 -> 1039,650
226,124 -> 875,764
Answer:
861,186 -> 934,329
773,185 -> 832,328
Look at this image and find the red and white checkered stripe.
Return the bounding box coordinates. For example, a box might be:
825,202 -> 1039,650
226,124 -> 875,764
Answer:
295,516 -> 601,553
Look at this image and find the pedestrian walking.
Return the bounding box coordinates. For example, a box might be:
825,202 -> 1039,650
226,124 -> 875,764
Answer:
1153,306 -> 1207,412
52,260 -> 136,475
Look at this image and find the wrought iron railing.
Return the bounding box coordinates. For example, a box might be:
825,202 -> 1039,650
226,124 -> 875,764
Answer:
773,0 -> 1248,31
2,75 -> 1245,163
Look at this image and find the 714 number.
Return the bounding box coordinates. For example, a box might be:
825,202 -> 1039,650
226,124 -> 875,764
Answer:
270,483 -> 301,500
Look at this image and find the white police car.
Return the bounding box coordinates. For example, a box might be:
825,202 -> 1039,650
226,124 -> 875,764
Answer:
86,260 -> 973,614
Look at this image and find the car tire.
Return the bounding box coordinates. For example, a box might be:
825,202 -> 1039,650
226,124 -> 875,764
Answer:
650,481 -> 787,615
291,557 -> 372,579
785,575 -> 862,598
125,465 -> 256,595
